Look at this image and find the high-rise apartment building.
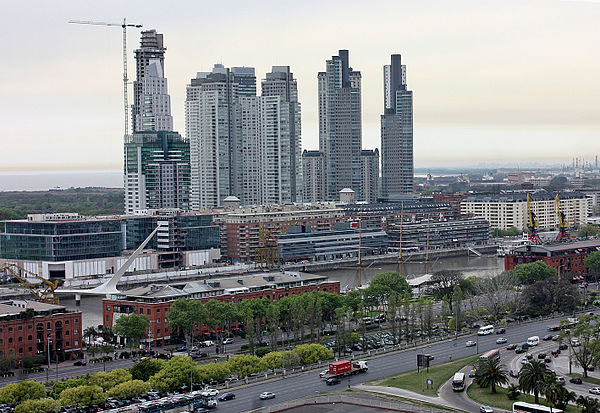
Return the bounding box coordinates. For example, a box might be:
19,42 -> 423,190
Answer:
318,50 -> 362,201
131,30 -> 173,133
381,54 -> 413,198
186,65 -> 301,209
302,150 -> 325,203
361,149 -> 379,203
124,131 -> 190,214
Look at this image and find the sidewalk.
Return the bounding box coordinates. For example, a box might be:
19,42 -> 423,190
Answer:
353,384 -> 466,411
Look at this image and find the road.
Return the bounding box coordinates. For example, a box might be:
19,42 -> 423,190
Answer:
215,315 -> 592,412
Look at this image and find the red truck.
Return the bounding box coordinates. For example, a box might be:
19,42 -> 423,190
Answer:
322,360 -> 368,379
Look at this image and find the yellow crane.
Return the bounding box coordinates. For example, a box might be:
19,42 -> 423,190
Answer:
1,264 -> 59,304
555,194 -> 571,241
527,193 -> 542,244
255,224 -> 281,270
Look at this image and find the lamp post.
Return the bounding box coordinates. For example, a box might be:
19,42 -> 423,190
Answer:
46,333 -> 52,382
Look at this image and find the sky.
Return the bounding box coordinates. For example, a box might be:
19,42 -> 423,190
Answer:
1,0 -> 599,173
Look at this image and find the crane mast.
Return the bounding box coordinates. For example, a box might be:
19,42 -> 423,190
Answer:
555,194 -> 571,241
526,193 -> 543,244
68,18 -> 142,137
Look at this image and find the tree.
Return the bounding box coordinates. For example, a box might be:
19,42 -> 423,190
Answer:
506,384 -> 520,400
519,360 -> 549,404
580,225 -> 600,239
262,351 -> 283,371
451,285 -> 464,330
113,313 -> 149,350
106,380 -> 150,399
368,271 -> 411,296
293,344 -> 333,365
585,251 -> 600,279
83,327 -> 98,345
569,315 -> 600,378
428,270 -> 462,307
15,399 -> 60,413
543,375 -> 562,413
130,358 -> 165,382
474,271 -> 518,321
512,261 -> 556,285
577,395 -> 600,413
521,279 -> 577,317
195,361 -> 230,384
548,176 -> 568,190
148,356 -> 196,392
89,368 -> 132,391
0,358 -> 13,372
475,359 -> 508,393
226,355 -> 266,378
49,378 -> 89,399
59,385 -> 106,408
0,381 -> 46,404
280,350 -> 301,369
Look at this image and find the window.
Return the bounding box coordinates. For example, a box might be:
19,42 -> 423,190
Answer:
66,342 -> 70,347
147,309 -> 151,315
28,325 -> 32,330
157,329 -> 161,334
65,320 -> 69,325
28,347 -> 32,352
8,327 -> 12,333
74,329 -> 78,335
107,306 -> 111,311
18,326 -> 22,331
28,335 -> 32,341
18,348 -> 23,354
74,341 -> 78,346
65,331 -> 69,336
140,309 -> 144,314
18,337 -> 22,343
8,338 -> 12,344
106,315 -> 110,321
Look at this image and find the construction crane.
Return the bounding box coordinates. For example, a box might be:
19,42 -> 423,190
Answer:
68,18 -> 143,137
555,194 -> 571,241
255,224 -> 281,270
526,193 -> 543,244
1,264 -> 59,304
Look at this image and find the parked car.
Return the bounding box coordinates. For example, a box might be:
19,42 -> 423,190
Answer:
259,392 -> 276,400
570,377 -> 583,384
326,377 -> 341,385
496,338 -> 507,344
544,357 -> 552,364
217,393 -> 235,401
201,389 -> 219,397
466,340 -> 476,347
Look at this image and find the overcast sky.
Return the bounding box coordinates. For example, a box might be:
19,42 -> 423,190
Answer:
1,0 -> 599,172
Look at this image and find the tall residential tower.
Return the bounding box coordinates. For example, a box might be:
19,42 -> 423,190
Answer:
381,54 -> 413,198
318,50 -> 362,201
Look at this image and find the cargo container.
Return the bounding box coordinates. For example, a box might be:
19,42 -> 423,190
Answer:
322,360 -> 368,379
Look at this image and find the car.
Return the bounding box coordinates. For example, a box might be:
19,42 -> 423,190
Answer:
469,368 -> 477,378
526,353 -> 533,360
551,350 -> 561,357
326,377 -> 341,385
589,387 -> 600,395
537,353 -> 547,359
515,345 -> 525,354
559,344 -> 568,350
466,340 -> 476,347
319,370 -> 329,378
572,338 -> 581,347
588,365 -> 596,372
201,389 -> 219,397
542,335 -> 554,341
496,337 -> 507,344
496,328 -> 506,334
544,357 -> 552,364
552,335 -> 560,341
570,377 -> 583,384
175,346 -> 187,352
509,369 -> 519,378
480,406 -> 494,413
521,357 -> 529,364
556,377 -> 566,384
217,393 -> 235,401
193,409 -> 210,413
223,338 -> 234,345
259,392 -> 275,400
506,344 -> 517,350
73,360 -> 87,366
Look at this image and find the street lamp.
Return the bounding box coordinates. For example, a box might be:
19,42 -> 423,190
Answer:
46,333 -> 52,382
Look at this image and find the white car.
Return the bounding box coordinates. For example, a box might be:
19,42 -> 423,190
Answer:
223,338 -> 234,345
572,338 -> 581,347
466,340 -> 476,347
496,337 -> 507,344
589,387 -> 600,395
319,370 -> 329,378
201,388 -> 219,397
480,406 -> 494,413
521,357 -> 529,364
259,392 -> 276,400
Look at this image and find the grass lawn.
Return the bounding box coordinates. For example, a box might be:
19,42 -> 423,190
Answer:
568,373 -> 600,386
379,354 -> 480,397
467,383 -> 581,412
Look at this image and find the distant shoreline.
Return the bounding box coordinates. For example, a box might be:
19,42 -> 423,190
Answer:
0,171 -> 123,191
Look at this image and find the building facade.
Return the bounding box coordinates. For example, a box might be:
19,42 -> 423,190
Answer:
461,191 -> 589,231
0,300 -> 82,363
387,218 -> 490,250
124,131 -> 190,214
302,150 -> 326,203
318,50 -> 362,201
360,149 -> 379,203
381,54 -> 413,198
102,272 -> 339,346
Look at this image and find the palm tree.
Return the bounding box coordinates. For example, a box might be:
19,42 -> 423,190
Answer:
475,359 -> 509,393
543,375 -> 561,413
83,327 -> 98,345
519,360 -> 549,404
577,395 -> 600,413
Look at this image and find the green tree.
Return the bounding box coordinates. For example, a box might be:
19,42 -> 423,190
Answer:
195,362 -> 230,384
570,315 -> 600,378
89,368 -> 132,391
226,354 -> 266,378
0,358 -> 13,372
148,356 -> 195,392
113,313 -> 149,350
522,279 -> 577,317
512,261 -> 556,285
58,385 -> 106,408
365,271 -> 411,312
506,384 -> 520,400
49,378 -> 89,399
280,350 -> 301,369
14,399 -> 60,413
293,344 -> 333,365
519,360 -> 549,404
265,301 -> 281,350
167,298 -> 203,348
106,380 -> 150,399
451,285 -> 464,331
584,251 -> 600,278
542,375 -> 562,413
577,395 -> 600,413
262,351 -> 283,371
579,225 -> 599,239
0,381 -> 46,404
130,358 -> 165,382
83,327 -> 98,345
475,359 -> 508,393
492,227 -> 521,237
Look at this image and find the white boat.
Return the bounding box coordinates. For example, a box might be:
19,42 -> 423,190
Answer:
497,235 -> 530,257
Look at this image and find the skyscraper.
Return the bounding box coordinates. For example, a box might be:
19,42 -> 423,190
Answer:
318,50 -> 362,201
381,54 -> 413,198
302,150 -> 325,203
131,30 -> 173,133
360,149 -> 380,203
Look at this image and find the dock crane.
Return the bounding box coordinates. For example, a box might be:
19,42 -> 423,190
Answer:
526,193 -> 543,244
68,19 -> 143,137
555,194 -> 571,241
0,264 -> 59,304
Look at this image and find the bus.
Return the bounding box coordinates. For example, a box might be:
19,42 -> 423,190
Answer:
479,349 -> 501,362
452,372 -> 465,391
513,401 -> 563,413
478,325 -> 495,335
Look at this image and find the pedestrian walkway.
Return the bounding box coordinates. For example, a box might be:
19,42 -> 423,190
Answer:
353,384 -> 467,412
